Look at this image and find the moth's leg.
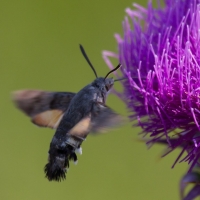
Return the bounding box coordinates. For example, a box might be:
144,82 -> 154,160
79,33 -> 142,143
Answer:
75,146 -> 82,155
69,152 -> 78,165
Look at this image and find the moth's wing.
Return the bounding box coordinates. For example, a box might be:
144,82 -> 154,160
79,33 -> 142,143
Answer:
68,103 -> 124,138
12,90 -> 76,129
32,110 -> 64,129
90,103 -> 124,133
68,115 -> 91,138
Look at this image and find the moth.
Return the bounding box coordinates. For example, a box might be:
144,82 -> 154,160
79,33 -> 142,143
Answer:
12,45 -> 123,182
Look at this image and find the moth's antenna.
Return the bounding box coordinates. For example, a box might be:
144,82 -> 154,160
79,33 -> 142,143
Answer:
104,64 -> 122,80
79,44 -> 98,78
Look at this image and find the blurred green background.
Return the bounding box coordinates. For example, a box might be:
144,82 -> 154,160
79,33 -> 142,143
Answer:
0,0 -> 186,199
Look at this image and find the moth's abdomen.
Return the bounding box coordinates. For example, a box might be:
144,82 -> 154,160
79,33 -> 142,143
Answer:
44,144 -> 79,182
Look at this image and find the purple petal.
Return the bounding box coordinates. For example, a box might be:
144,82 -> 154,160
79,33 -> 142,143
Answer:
104,0 -> 200,172
104,0 -> 200,199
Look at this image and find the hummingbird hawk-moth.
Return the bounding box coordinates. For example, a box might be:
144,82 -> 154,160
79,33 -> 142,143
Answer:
12,45 -> 123,182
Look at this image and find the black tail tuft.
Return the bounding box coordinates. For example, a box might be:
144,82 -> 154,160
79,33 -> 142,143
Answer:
44,162 -> 67,182
44,141 -> 80,182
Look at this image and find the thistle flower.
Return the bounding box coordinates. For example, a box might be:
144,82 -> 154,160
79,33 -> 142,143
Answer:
103,0 -> 200,199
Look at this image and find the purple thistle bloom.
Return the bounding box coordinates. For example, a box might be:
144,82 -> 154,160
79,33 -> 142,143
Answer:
103,0 -> 200,199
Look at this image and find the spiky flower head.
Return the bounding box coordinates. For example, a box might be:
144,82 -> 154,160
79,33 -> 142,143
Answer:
103,0 -> 200,199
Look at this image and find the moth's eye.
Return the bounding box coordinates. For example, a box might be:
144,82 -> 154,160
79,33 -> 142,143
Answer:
105,85 -> 109,91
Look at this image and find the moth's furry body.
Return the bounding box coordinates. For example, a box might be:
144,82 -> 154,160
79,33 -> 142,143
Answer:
12,45 -> 122,181
45,78 -> 110,181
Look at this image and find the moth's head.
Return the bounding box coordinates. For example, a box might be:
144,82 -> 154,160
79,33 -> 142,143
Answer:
92,77 -> 114,93
104,77 -> 114,91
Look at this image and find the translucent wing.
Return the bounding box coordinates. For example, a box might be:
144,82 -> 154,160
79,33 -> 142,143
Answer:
90,103 -> 124,133
68,102 -> 123,137
12,90 -> 76,129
